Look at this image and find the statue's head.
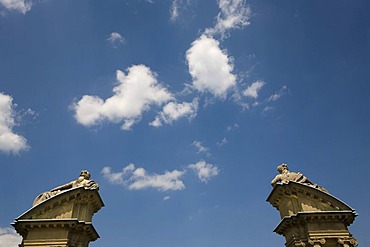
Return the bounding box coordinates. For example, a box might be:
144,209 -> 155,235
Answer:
277,163 -> 288,173
80,170 -> 91,179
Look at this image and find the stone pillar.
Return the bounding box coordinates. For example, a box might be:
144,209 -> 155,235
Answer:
267,181 -> 358,247
13,187 -> 104,247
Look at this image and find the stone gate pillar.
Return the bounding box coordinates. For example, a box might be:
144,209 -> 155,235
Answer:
267,164 -> 358,247
12,170 -> 104,247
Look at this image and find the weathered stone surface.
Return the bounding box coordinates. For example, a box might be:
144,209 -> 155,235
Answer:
271,163 -> 327,193
13,171 -> 104,247
33,170 -> 99,206
267,179 -> 358,247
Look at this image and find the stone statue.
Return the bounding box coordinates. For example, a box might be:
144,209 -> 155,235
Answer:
271,163 -> 328,193
33,170 -> 99,206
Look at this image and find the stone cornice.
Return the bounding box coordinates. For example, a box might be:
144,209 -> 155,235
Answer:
12,219 -> 100,241
17,187 -> 104,220
267,181 -> 354,212
274,211 -> 357,235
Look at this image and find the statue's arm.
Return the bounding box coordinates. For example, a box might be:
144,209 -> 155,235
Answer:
271,175 -> 281,187
50,181 -> 74,192
85,180 -> 99,189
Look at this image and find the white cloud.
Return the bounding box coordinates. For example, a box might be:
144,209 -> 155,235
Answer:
267,85 -> 287,102
0,93 -> 29,154
170,0 -> 179,21
226,123 -> 239,132
106,32 -> 125,48
169,0 -> 193,22
217,137 -> 228,147
205,0 -> 251,37
0,227 -> 22,247
0,0 -> 31,14
163,196 -> 171,200
150,98 -> 198,127
188,160 -> 219,183
263,106 -> 273,112
192,140 -> 209,154
243,80 -> 265,99
102,164 -> 186,191
186,35 -> 236,98
72,65 -> 173,130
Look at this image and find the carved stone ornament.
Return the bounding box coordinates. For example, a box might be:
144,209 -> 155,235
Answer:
13,170 -> 104,247
338,237 -> 358,247
271,163 -> 328,193
33,170 -> 99,206
13,185 -> 104,247
308,238 -> 326,247
267,171 -> 358,247
294,241 -> 306,247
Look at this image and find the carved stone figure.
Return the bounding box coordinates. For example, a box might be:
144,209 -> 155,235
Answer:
271,163 -> 328,192
33,170 -> 99,206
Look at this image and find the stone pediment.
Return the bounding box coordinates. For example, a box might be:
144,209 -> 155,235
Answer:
16,187 -> 104,222
267,181 -> 355,219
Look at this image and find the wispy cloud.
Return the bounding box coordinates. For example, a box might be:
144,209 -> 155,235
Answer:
205,0 -> 251,38
266,85 -> 287,102
186,35 -> 236,98
263,106 -> 273,112
0,92 -> 29,154
0,0 -> 31,14
106,32 -> 125,48
188,160 -> 220,183
102,164 -> 186,191
226,123 -> 239,132
243,80 -> 265,99
72,65 -> 173,130
169,0 -> 179,21
150,98 -> 198,127
192,140 -> 210,155
0,227 -> 21,247
169,0 -> 193,22
163,196 -> 171,200
217,137 -> 228,147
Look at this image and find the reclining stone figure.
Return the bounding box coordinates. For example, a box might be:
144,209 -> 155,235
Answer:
271,163 -> 328,193
33,170 -> 99,206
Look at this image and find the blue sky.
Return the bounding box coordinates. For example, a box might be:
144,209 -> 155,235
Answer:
0,0 -> 370,246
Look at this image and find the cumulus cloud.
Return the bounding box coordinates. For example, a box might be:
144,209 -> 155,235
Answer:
188,160 -> 219,183
72,65 -> 173,130
106,32 -> 125,48
0,93 -> 29,154
243,80 -> 265,99
102,164 -> 186,191
0,0 -> 31,14
186,35 -> 236,98
150,98 -> 198,127
205,0 -> 251,37
0,227 -> 22,247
